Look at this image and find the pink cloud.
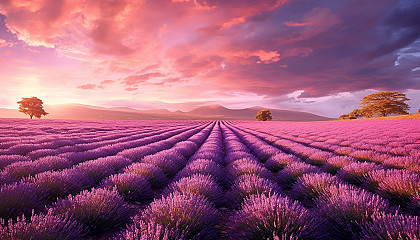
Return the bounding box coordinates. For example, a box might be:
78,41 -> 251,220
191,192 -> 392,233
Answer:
0,0 -> 419,116
77,84 -> 97,90
123,72 -> 166,86
0,39 -> 8,48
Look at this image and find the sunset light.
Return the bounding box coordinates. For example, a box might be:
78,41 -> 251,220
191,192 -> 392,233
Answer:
0,0 -> 419,117
1,1 -> 420,238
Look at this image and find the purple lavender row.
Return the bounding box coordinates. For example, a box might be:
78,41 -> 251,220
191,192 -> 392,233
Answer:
0,121 -> 203,159
0,123 -> 211,221
0,124 -> 209,185
0,120 -> 152,149
230,123 -> 420,216
115,122 -> 223,239
225,122 -> 420,239
219,122 -> 329,239
235,120 -> 420,160
0,122 -> 213,239
231,123 -> 420,215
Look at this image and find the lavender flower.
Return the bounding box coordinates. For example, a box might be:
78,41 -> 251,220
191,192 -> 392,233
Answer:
96,156 -> 132,172
30,169 -> 94,201
0,155 -> 30,170
36,156 -> 73,171
76,159 -> 114,183
142,151 -> 187,177
189,151 -> 223,165
226,158 -> 272,181
0,172 -> 13,185
375,169 -> 420,204
336,162 -> 383,185
140,193 -> 220,240
27,149 -> 59,160
320,155 -> 356,174
315,184 -> 394,239
172,141 -> 199,158
0,182 -> 47,220
174,159 -> 224,184
291,172 -> 341,207
51,188 -> 130,233
163,174 -> 223,206
252,146 -> 281,162
264,153 -> 300,172
359,213 -> 420,240
114,219 -> 186,240
3,161 -> 50,180
123,162 -> 168,189
384,156 -> 420,173
0,209 -> 86,240
101,173 -> 153,202
226,174 -> 282,208
118,146 -> 156,161
350,150 -> 389,163
224,151 -> 256,164
408,193 -> 420,216
228,194 -> 327,239
277,162 -> 320,189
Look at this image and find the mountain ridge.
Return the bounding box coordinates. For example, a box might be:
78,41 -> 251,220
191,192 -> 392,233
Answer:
0,103 -> 332,121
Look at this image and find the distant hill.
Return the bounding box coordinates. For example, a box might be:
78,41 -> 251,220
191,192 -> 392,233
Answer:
0,103 -> 331,121
186,104 -> 330,121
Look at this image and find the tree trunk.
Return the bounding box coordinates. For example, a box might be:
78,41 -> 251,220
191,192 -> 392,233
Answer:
30,115 -> 33,119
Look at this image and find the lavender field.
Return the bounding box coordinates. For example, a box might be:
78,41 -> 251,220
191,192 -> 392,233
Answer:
0,118 -> 419,239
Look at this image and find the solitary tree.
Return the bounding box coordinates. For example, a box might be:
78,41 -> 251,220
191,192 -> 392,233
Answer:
339,92 -> 410,119
255,109 -> 272,121
17,97 -> 48,119
359,92 -> 410,117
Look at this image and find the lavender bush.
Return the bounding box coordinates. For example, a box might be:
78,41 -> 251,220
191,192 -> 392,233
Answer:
142,151 -> 187,177
226,158 -> 272,182
0,182 -> 47,220
0,155 -> 30,170
140,193 -> 220,240
226,174 -> 282,208
321,155 -> 356,174
36,156 -> 73,171
115,219 -> 186,240
174,159 -> 224,184
123,162 -> 168,189
163,174 -> 223,206
264,153 -> 300,172
101,172 -> 153,202
0,209 -> 86,240
228,194 -> 327,239
315,184 -> 394,239
277,161 -> 320,189
336,162 -> 383,185
359,213 -> 420,240
51,188 -> 130,233
30,168 -> 94,201
291,172 -> 341,207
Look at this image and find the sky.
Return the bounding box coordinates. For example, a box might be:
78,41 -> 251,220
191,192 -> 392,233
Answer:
0,0 -> 419,118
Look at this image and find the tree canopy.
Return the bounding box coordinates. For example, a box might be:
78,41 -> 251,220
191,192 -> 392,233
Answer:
17,97 -> 48,119
255,109 -> 272,121
339,91 -> 410,119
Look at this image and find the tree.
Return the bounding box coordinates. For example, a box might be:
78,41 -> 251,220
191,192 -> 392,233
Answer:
338,109 -> 362,120
418,109 -> 420,114
17,97 -> 48,119
359,92 -> 409,117
339,92 -> 410,119
255,109 -> 272,121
